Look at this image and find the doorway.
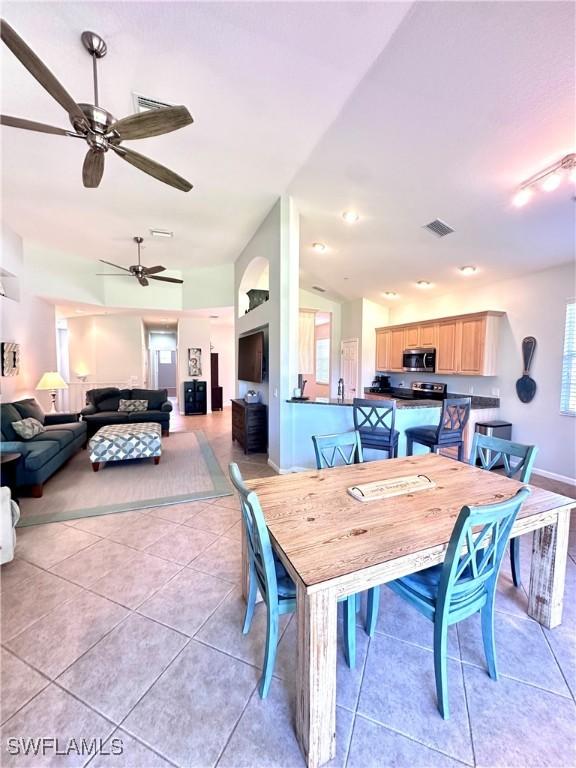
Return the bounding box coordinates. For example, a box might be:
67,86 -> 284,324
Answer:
340,338 -> 359,400
298,310 -> 332,398
148,330 -> 177,397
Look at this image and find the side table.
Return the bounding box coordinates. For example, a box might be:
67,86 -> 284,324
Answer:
1,453 -> 22,502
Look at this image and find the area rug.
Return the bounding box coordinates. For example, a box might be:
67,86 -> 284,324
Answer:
17,430 -> 232,527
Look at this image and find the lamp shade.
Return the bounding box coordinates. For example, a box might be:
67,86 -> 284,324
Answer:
36,371 -> 68,390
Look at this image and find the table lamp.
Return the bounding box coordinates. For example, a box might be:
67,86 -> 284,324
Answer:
36,371 -> 68,413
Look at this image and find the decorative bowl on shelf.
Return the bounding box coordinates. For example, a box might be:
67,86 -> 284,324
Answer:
244,390 -> 260,403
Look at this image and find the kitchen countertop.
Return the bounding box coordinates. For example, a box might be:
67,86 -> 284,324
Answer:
363,388 -> 500,409
287,397 -> 442,409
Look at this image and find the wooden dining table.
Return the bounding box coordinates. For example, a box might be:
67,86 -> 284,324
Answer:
244,453 -> 575,768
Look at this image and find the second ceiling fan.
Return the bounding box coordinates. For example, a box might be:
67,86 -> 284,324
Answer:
1,19 -> 193,191
98,237 -> 184,287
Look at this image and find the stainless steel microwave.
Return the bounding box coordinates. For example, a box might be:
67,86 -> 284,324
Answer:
402,348 -> 436,372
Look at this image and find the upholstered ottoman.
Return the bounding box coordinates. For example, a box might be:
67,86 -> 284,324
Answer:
88,423 -> 162,472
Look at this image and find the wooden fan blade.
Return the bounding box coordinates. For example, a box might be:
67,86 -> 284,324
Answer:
1,19 -> 88,130
110,105 -> 193,140
110,144 -> 192,192
96,273 -> 133,276
99,259 -> 131,272
1,114 -> 73,135
138,275 -> 149,287
82,149 -> 105,188
142,265 -> 165,275
148,275 -> 184,284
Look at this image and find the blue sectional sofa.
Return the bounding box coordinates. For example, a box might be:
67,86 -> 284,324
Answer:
0,398 -> 87,497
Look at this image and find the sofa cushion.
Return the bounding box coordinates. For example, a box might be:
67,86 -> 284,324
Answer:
131,389 -> 168,410
43,422 -> 87,440
118,398 -> 148,413
30,426 -> 75,448
14,398 -> 46,424
1,403 -> 26,442
22,441 -> 61,471
127,410 -> 169,423
12,418 -> 46,440
92,388 -> 131,412
83,411 -> 130,424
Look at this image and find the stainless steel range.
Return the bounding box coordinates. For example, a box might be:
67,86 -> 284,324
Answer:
395,381 -> 447,400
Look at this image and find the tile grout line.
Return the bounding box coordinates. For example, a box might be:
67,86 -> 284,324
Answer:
457,623 -> 478,767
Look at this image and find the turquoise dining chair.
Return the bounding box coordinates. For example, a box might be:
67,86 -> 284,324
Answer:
469,433 -> 537,588
311,430 -> 380,637
387,486 -> 530,719
229,462 -> 359,699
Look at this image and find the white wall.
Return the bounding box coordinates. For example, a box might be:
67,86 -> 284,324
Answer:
67,314 -> 144,387
177,317 -> 212,412
1,224 -> 57,408
234,197 -> 300,470
389,262 -> 576,481
210,323 -> 235,407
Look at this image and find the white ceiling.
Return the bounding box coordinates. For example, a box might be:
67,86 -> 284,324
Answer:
294,1 -> 576,303
3,2 -> 574,307
1,1 -> 410,269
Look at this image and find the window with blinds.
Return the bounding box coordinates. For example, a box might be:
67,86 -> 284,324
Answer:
560,299 -> 576,416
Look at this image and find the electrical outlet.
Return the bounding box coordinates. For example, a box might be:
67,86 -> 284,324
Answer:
468,385 -> 474,394
273,387 -> 278,398
492,387 -> 500,397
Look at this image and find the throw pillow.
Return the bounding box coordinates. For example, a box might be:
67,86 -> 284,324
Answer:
12,417 -> 46,440
118,399 -> 148,413
14,398 -> 45,424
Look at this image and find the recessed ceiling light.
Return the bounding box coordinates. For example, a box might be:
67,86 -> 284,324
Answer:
209,315 -> 219,319
312,242 -> 327,253
342,211 -> 360,224
512,188 -> 533,207
382,291 -> 399,299
150,229 -> 174,238
459,265 -> 477,276
416,280 -> 433,288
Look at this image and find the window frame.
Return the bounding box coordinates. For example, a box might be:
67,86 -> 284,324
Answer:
560,298 -> 576,417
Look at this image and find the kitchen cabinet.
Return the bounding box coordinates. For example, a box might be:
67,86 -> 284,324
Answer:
375,329 -> 389,371
389,327 -> 405,371
375,311 -> 503,376
403,326 -> 420,348
436,321 -> 459,373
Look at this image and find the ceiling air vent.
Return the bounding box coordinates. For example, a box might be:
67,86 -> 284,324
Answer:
424,219 -> 454,237
312,285 -> 326,293
133,93 -> 174,113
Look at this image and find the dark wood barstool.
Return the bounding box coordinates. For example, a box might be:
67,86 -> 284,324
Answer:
405,397 -> 471,460
352,398 -> 399,459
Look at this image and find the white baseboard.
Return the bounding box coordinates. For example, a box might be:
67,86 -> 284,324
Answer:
267,459 -> 311,474
532,468 -> 576,487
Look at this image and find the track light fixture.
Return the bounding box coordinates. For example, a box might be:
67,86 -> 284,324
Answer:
513,152 -> 576,207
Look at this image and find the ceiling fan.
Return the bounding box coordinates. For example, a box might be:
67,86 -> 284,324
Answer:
0,19 -> 193,191
98,237 -> 184,287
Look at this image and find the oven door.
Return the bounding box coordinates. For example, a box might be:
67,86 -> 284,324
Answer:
402,349 -> 436,372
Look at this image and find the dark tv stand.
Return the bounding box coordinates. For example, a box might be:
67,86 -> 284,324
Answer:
231,399 -> 267,454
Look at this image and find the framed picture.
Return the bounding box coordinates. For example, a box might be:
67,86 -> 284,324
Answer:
1,342 -> 20,377
188,347 -> 202,377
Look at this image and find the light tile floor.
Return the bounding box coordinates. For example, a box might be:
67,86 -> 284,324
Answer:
1,409 -> 575,767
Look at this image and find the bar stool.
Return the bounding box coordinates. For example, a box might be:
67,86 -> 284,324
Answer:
405,397 -> 471,461
352,398 -> 399,459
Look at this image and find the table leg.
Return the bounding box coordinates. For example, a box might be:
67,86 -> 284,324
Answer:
528,508 -> 570,629
296,582 -> 337,768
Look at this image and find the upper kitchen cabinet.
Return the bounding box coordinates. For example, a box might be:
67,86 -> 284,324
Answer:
375,311 -> 503,376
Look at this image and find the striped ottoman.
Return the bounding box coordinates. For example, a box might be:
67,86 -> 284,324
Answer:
88,423 -> 162,472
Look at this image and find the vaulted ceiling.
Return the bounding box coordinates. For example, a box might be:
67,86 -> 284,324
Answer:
2,1 -> 574,306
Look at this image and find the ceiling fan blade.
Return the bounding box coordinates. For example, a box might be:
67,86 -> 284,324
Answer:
142,265 -> 166,275
1,114 -> 74,136
96,273 -> 133,276
110,144 -> 192,192
1,19 -> 88,130
148,275 -> 184,284
110,105 -> 193,141
82,148 -> 105,188
138,275 -> 149,287
99,259 -> 131,272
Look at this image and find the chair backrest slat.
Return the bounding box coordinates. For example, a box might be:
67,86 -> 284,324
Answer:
229,462 -> 278,605
437,397 -> 471,441
470,433 -> 538,482
437,487 -> 530,619
352,398 -> 397,434
312,431 -> 364,469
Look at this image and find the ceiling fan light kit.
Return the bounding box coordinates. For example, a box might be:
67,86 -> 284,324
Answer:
0,19 -> 194,191
513,153 -> 576,207
98,236 -> 184,288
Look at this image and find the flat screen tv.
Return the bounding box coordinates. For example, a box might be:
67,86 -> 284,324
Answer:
238,331 -> 264,383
